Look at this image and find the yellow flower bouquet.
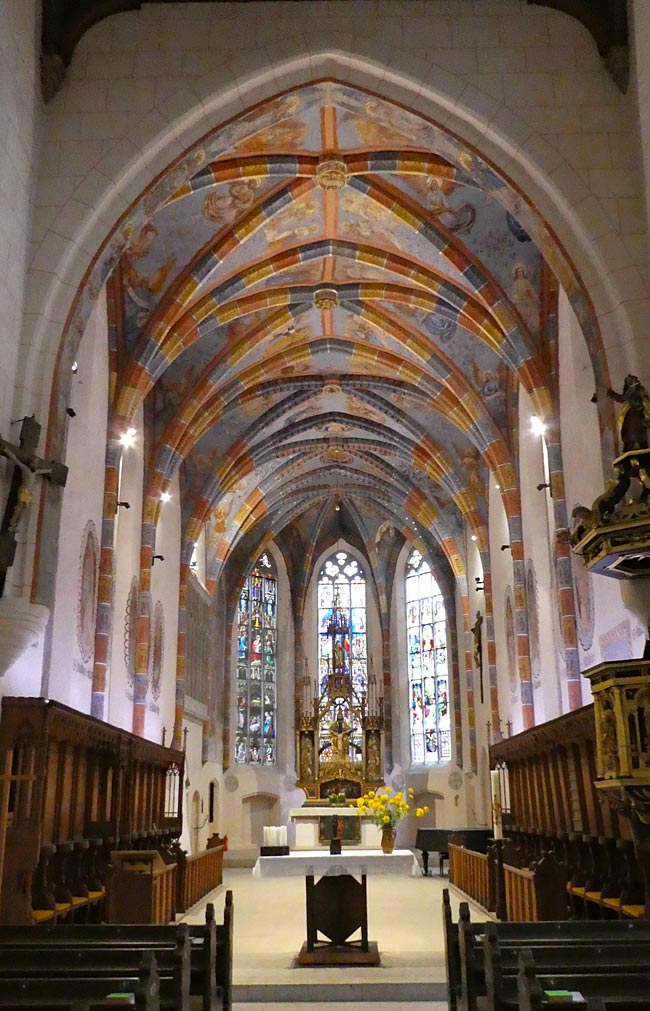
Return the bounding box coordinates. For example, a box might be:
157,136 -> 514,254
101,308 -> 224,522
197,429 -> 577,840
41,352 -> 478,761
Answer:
350,786 -> 429,832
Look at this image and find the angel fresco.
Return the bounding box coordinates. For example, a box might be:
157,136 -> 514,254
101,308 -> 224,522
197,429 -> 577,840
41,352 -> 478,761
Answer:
425,175 -> 476,234
202,178 -> 262,225
235,117 -> 307,154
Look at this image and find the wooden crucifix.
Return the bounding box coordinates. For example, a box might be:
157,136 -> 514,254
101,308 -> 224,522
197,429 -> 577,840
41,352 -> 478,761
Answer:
471,610 -> 484,704
0,416 -> 68,596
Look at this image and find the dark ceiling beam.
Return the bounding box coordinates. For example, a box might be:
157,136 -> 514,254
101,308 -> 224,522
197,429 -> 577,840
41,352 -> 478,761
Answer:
528,0 -> 628,91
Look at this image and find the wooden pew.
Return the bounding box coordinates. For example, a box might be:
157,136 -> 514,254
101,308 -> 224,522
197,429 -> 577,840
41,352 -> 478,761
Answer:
0,950 -> 160,1010
0,928 -> 190,1011
0,893 -> 231,1011
486,925 -> 650,1010
444,889 -> 650,1011
517,948 -> 650,1011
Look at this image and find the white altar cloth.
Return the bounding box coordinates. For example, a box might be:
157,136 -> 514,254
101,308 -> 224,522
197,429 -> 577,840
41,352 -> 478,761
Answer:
252,849 -> 419,878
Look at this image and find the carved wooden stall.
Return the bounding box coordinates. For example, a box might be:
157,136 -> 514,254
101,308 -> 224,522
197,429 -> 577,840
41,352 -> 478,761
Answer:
489,704 -> 646,920
0,697 -> 183,925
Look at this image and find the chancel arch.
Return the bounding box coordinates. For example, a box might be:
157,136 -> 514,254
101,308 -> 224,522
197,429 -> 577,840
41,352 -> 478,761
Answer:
6,4 -> 650,952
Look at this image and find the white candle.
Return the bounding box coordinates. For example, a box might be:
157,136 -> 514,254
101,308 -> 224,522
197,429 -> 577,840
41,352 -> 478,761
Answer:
281,826 -> 287,846
263,827 -> 268,846
490,770 -> 503,840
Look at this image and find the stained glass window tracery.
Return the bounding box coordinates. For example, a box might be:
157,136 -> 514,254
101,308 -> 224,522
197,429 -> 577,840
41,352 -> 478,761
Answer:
406,549 -> 450,764
235,553 -> 276,765
317,551 -> 367,763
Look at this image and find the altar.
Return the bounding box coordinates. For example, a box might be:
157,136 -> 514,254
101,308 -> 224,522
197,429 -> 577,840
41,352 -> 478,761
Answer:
289,806 -> 381,849
253,849 -> 418,965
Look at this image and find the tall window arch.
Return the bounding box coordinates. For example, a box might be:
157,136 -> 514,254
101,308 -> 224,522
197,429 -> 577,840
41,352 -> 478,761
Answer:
317,550 -> 367,761
406,549 -> 450,764
235,552 -> 277,765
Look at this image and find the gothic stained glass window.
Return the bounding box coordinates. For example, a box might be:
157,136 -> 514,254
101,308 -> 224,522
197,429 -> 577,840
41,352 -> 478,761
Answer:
317,551 -> 367,763
406,549 -> 451,764
235,553 -> 276,766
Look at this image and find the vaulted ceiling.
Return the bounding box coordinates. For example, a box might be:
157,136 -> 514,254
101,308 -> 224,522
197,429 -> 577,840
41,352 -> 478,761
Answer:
106,82 -> 571,585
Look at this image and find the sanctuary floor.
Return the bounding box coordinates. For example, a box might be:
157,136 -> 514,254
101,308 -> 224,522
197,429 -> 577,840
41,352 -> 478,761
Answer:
179,856 -> 489,1009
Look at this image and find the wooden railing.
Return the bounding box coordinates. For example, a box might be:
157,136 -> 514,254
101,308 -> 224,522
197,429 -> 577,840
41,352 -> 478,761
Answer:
178,844 -> 224,914
504,863 -> 537,921
449,844 -> 490,911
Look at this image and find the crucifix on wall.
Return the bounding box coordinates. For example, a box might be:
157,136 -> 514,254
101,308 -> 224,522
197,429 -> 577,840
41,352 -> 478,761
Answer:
471,610 -> 484,704
0,416 -> 68,596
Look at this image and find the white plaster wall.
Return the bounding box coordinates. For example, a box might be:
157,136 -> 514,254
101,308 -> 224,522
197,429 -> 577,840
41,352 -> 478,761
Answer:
0,0 -> 39,447
518,386 -> 563,722
47,290 -> 109,709
16,0 -> 650,512
558,289 -> 648,690
107,404 -> 145,731
145,468 -> 181,744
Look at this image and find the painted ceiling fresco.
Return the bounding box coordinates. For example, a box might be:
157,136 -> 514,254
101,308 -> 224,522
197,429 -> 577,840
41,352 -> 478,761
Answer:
114,82 -> 557,583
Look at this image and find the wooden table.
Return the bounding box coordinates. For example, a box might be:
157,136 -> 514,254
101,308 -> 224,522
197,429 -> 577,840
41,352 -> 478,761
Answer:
253,849 -> 418,965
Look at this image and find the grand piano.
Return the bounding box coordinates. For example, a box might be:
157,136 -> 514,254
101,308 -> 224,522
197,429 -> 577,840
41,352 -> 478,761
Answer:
414,827 -> 493,876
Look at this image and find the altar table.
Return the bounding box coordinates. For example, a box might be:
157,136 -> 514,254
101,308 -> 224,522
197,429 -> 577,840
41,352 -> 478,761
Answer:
253,850 -> 418,965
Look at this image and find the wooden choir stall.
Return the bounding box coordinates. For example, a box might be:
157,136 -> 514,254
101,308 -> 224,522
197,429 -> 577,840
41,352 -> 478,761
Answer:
0,696 -> 220,926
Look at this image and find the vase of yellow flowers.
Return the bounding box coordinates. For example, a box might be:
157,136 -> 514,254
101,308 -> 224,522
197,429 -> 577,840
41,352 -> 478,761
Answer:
351,786 -> 428,854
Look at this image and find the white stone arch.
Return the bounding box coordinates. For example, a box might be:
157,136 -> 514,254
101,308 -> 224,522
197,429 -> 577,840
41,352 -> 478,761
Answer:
20,24 -> 646,599
24,34 -> 644,436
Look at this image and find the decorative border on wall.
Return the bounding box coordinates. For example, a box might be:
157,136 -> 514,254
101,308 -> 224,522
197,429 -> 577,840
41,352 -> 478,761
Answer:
77,520 -> 100,665
150,600 -> 164,702
526,559 -> 541,688
124,576 -> 139,687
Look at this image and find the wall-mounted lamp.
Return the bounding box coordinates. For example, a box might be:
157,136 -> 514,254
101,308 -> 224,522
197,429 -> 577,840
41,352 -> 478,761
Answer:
116,501 -> 130,510
66,407 -> 76,418
152,554 -> 164,565
536,482 -> 551,491
500,543 -> 511,551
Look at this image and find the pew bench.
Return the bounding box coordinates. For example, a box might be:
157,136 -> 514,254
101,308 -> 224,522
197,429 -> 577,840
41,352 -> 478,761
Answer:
517,949 -> 650,1011
0,894 -> 232,1011
0,951 -> 160,1011
486,926 -> 650,1011
443,888 -> 650,1011
0,931 -> 190,1011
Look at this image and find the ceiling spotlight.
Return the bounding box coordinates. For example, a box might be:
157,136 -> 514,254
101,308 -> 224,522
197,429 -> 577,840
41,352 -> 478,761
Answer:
536,482 -> 551,491
66,408 -> 76,418
116,501 -> 130,510
335,501 -> 340,512
500,543 -> 511,551
119,427 -> 137,448
530,415 -> 547,436
495,483 -> 501,490
71,361 -> 78,374
152,554 -> 165,565
471,534 -> 477,542
160,491 -> 172,503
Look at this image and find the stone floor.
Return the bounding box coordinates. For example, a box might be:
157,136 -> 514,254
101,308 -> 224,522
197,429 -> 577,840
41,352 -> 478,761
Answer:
179,857 -> 489,1008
